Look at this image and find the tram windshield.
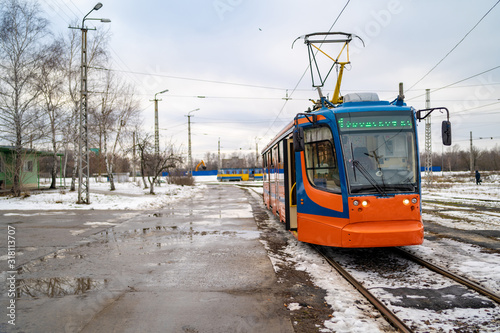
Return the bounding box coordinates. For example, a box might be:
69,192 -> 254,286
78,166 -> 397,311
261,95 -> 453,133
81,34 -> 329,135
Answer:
336,111 -> 418,194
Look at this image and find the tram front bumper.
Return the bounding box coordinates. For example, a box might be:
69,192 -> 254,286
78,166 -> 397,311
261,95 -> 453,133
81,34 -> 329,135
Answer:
341,220 -> 424,248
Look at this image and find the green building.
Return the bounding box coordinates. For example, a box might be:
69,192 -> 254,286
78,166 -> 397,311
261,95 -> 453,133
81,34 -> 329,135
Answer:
0,146 -> 42,190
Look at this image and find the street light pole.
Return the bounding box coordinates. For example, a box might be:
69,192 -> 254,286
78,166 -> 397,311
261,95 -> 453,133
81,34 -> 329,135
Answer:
151,89 -> 169,156
186,108 -> 200,173
70,2 -> 110,204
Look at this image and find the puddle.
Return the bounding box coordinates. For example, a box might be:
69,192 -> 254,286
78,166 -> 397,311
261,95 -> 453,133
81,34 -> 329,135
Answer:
70,229 -> 87,236
84,222 -> 117,227
96,226 -> 180,243
17,249 -> 86,274
16,277 -> 108,299
124,226 -> 179,235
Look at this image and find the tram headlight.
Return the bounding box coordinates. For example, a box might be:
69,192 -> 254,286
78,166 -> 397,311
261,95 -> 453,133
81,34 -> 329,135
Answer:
403,198 -> 410,205
353,200 -> 368,207
411,197 -> 418,204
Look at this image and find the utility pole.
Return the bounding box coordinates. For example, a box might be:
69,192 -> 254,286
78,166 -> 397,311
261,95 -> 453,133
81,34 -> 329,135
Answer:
255,142 -> 259,167
186,108 -> 200,174
424,89 -> 432,186
470,131 -> 474,173
69,2 -> 110,204
78,21 -> 89,203
151,89 -> 168,157
187,115 -> 192,172
218,137 -> 221,170
132,131 -> 136,183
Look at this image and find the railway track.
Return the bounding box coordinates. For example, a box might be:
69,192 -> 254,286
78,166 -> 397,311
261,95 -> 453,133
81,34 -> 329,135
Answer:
313,245 -> 500,333
246,186 -> 499,330
394,247 -> 500,304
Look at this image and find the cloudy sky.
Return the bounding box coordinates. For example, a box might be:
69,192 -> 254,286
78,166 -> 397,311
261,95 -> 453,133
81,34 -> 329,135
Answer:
41,0 -> 500,161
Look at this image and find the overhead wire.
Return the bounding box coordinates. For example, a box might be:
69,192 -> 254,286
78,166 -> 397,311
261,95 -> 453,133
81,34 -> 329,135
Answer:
406,65 -> 500,101
45,0 -> 148,96
261,0 -> 352,139
43,0 -> 75,25
90,66 -> 291,91
407,0 -> 500,92
452,101 -> 500,115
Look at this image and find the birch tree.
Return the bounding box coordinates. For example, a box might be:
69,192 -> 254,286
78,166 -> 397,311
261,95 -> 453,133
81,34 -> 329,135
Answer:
0,0 -> 49,196
90,67 -> 140,191
37,39 -> 66,189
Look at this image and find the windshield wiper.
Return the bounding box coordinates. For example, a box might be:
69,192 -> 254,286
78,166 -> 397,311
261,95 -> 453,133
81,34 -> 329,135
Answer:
352,160 -> 387,196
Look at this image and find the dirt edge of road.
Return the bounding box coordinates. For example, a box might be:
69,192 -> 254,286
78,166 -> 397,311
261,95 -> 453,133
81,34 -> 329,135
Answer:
245,188 -> 333,332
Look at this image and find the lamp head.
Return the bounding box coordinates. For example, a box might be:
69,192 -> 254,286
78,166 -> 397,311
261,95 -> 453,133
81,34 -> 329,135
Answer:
94,3 -> 103,10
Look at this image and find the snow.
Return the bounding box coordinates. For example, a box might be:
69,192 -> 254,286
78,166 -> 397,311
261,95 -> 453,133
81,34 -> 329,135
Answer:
423,172 -> 500,208
1,172 -> 499,332
0,178 -> 205,210
403,238 -> 500,294
287,303 -> 302,311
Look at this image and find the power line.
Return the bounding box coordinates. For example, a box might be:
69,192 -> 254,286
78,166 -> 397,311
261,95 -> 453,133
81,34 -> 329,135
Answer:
261,0 -> 351,139
45,1 -> 154,94
407,0 -> 500,91
453,101 -> 500,115
91,66 -> 289,91
165,94 -> 309,101
406,65 -> 500,101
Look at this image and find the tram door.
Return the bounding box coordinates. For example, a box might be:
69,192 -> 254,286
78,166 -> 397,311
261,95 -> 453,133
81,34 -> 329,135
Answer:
284,138 -> 297,230
264,152 -> 271,209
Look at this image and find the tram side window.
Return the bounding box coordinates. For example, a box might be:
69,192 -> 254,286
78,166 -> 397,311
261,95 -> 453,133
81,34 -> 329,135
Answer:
279,140 -> 284,164
272,146 -> 278,172
304,126 -> 341,193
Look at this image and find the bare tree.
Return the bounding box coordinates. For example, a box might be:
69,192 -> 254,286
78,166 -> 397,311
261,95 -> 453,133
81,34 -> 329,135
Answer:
90,67 -> 140,191
37,39 -> 66,189
202,151 -> 219,170
62,27 -> 81,191
0,0 -> 49,196
136,134 -> 182,194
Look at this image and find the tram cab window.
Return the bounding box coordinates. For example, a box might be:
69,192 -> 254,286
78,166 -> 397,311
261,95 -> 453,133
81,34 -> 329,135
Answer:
304,126 -> 341,193
336,110 -> 419,194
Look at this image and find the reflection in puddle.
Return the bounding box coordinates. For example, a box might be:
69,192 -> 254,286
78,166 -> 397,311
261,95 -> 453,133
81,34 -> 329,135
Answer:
96,222 -> 258,248
16,277 -> 108,299
99,226 -> 179,239
17,249 -> 86,274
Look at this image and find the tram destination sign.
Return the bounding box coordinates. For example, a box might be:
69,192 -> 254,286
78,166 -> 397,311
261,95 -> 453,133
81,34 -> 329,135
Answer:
337,113 -> 413,132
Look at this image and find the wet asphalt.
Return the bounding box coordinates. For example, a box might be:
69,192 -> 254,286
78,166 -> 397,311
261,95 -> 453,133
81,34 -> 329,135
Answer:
0,185 -> 294,333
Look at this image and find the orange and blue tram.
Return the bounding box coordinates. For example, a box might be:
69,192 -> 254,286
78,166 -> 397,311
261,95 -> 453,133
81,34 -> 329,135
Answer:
262,32 -> 451,248
262,92 -> 451,248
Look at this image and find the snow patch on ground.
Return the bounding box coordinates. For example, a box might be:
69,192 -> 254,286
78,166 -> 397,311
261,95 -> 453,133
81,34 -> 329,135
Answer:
0,180 -> 204,210
403,238 -> 500,294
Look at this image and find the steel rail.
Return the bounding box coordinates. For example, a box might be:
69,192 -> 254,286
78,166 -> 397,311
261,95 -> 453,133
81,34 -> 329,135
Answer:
313,245 -> 413,333
394,248 -> 500,304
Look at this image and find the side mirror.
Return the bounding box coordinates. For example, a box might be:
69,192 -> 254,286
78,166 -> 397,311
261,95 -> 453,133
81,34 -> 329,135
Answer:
442,121 -> 452,146
293,127 -> 305,152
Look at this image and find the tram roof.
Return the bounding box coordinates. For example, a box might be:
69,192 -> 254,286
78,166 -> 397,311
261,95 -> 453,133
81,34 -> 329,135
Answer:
262,99 -> 414,155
